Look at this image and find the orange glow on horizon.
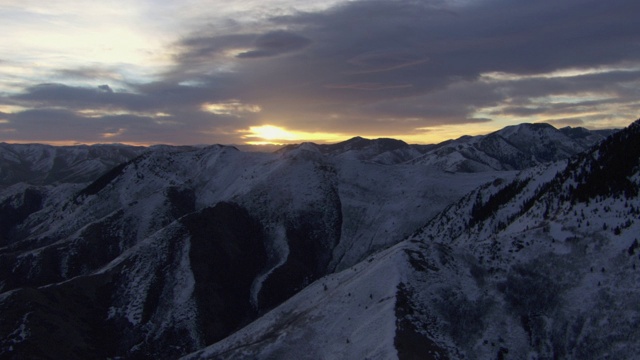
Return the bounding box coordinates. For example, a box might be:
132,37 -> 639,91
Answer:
239,124 -> 349,145
234,123 -> 509,146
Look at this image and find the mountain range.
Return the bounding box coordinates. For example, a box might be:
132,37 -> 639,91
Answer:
0,122 -> 637,359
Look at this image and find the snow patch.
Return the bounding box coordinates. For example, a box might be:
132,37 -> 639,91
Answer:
250,225 -> 290,308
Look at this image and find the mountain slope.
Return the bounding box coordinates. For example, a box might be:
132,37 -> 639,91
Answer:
400,119 -> 640,358
0,142 -> 498,359
0,121 -> 630,359
185,120 -> 640,359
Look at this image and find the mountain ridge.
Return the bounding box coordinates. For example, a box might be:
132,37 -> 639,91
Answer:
0,121 -> 634,359
184,118 -> 640,359
0,123 -> 615,190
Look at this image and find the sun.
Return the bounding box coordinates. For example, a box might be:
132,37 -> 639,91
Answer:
239,124 -> 347,145
249,125 -> 300,141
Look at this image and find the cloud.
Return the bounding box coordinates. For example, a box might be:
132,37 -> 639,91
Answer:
347,50 -> 429,74
184,0 -> 639,133
236,31 -> 311,58
98,85 -> 114,93
3,0 -> 640,144
1,107 -> 253,145
325,82 -> 413,91
12,83 -> 153,112
55,67 -> 124,82
175,33 -> 256,64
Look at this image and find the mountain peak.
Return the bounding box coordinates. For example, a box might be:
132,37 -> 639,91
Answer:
323,136 -> 407,153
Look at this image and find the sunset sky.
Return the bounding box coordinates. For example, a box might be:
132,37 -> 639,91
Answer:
1,0 -> 639,146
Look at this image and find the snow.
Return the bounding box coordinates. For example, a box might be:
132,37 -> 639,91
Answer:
185,244 -> 406,360
6,312 -> 31,345
548,222 -> 574,250
330,158 -> 504,270
0,143 -> 145,187
173,238 -> 196,306
250,225 -> 290,308
1,123 -> 635,359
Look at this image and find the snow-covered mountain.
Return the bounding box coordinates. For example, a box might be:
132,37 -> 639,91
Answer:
0,143 -> 496,358
411,123 -> 615,172
185,119 -> 640,359
0,142 -> 147,188
283,136 -> 433,165
278,124 -> 611,168
0,121 -> 633,359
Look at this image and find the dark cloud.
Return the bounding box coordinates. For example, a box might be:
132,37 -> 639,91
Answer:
493,98 -> 618,118
176,33 -> 256,65
98,85 -> 113,93
1,107 -> 249,145
10,81 -> 233,114
347,50 -> 429,74
3,109 -> 107,142
487,70 -> 640,102
4,0 -> 640,144
325,83 -> 413,91
480,69 -> 640,120
236,31 -> 311,58
13,83 -> 149,111
181,0 -> 638,133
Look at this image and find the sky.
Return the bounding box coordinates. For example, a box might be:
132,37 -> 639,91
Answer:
1,0 -> 639,146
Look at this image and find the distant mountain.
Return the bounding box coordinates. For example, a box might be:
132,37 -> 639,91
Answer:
277,136 -> 433,164
0,123 -> 611,190
0,121 -> 633,359
0,143 -> 147,188
184,120 -> 640,359
411,123 -> 615,172
275,123 -> 612,169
